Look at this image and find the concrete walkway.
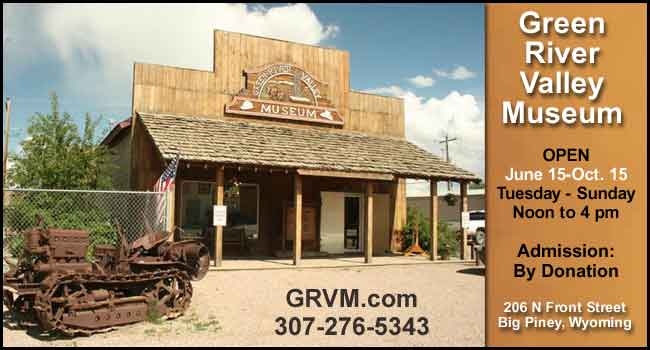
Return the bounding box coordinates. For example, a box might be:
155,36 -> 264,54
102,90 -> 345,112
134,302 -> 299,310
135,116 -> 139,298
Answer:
209,255 -> 476,271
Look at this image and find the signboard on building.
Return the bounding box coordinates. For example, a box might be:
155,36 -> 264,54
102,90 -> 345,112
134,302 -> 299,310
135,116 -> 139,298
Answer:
225,63 -> 344,125
213,205 -> 227,227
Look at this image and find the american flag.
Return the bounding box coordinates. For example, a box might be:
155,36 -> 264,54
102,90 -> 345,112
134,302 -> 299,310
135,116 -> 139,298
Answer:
153,154 -> 179,224
154,155 -> 180,192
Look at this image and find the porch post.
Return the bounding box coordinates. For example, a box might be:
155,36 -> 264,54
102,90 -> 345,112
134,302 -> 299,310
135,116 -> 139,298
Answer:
215,166 -> 224,267
391,178 -> 407,252
460,182 -> 470,260
429,179 -> 438,261
166,183 -> 176,242
365,182 -> 374,264
293,173 -> 302,266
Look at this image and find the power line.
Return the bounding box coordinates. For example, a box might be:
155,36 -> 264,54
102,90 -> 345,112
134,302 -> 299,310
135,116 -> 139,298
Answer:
439,133 -> 457,191
439,133 -> 457,163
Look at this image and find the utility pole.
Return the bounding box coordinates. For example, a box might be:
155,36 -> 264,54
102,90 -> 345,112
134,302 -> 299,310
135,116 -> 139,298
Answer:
439,134 -> 457,164
3,97 -> 10,188
4,23 -> 13,189
439,133 -> 457,191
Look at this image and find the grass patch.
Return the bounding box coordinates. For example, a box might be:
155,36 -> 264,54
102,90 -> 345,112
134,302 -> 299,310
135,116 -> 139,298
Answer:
179,311 -> 221,333
143,306 -> 222,335
146,300 -> 164,325
192,319 -> 221,333
144,326 -> 172,337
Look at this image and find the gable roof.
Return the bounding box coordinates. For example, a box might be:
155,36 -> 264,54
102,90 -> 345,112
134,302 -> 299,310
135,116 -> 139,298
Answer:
136,112 -> 480,181
101,119 -> 131,146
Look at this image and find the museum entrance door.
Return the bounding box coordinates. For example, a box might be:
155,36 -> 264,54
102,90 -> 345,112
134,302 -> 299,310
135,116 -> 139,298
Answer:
343,193 -> 364,253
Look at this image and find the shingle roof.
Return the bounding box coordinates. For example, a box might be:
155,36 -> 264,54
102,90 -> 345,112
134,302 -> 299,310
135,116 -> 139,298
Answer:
137,112 -> 480,181
101,118 -> 131,146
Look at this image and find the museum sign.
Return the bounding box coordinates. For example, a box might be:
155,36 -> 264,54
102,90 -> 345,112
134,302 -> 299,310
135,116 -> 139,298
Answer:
225,63 -> 344,125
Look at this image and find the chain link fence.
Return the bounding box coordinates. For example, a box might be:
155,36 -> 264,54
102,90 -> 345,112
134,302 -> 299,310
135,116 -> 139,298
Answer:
3,188 -> 168,271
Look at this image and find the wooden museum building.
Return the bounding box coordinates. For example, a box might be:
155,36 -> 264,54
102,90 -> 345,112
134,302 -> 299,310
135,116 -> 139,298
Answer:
103,30 -> 479,266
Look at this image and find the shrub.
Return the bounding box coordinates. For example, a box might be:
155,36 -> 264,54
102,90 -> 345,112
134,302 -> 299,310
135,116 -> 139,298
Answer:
437,222 -> 459,259
5,233 -> 26,258
146,299 -> 164,324
3,192 -> 119,260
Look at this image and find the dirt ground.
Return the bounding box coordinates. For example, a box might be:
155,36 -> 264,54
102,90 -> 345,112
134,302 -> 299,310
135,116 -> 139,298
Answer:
3,262 -> 484,347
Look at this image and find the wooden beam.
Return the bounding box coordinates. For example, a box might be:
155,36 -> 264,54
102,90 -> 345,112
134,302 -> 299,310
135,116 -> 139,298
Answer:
281,205 -> 287,254
390,178 -> 407,252
297,169 -> 394,181
129,114 -> 137,190
293,174 -> 302,266
460,182 -> 470,260
388,179 -> 396,253
166,183 -> 176,242
429,179 -> 438,261
214,166 -> 224,267
365,182 -> 374,263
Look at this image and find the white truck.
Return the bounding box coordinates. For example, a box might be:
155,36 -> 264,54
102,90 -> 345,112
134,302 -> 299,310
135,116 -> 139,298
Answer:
467,210 -> 485,233
464,210 -> 485,265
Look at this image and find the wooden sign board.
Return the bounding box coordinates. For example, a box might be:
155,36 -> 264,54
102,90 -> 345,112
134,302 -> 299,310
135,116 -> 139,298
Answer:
225,63 -> 344,126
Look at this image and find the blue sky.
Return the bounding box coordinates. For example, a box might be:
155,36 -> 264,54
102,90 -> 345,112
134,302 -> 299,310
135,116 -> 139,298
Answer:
3,4 -> 484,194
312,4 -> 484,97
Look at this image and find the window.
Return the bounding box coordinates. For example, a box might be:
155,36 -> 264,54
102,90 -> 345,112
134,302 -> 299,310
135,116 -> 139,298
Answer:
180,181 -> 259,241
224,183 -> 259,241
469,211 -> 485,221
180,181 -> 214,236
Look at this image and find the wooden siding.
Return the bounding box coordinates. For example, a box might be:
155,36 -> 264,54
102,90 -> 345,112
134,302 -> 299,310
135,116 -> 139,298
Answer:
131,30 -> 405,138
213,31 -> 351,125
348,91 -> 404,137
107,132 -> 131,190
132,63 -> 221,118
129,118 -> 165,191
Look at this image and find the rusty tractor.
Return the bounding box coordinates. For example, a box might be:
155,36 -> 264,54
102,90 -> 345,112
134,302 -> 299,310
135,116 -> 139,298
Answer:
3,223 -> 210,336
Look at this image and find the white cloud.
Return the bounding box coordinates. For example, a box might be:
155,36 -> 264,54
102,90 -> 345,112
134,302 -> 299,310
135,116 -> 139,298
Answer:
8,3 -> 338,100
433,65 -> 477,80
407,75 -> 435,88
363,85 -> 484,197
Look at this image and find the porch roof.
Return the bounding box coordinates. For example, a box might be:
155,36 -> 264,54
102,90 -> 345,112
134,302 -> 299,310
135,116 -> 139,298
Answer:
137,112 -> 480,181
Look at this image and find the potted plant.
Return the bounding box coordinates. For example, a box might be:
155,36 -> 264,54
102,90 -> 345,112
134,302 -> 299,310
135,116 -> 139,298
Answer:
402,208 -> 460,260
402,208 -> 430,254
443,192 -> 457,206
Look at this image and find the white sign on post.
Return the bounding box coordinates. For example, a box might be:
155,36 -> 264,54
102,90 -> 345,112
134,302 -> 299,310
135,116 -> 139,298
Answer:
213,205 -> 227,227
461,211 -> 471,230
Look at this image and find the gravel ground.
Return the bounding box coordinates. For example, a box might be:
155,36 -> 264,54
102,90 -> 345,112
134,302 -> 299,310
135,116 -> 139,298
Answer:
3,262 -> 484,347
